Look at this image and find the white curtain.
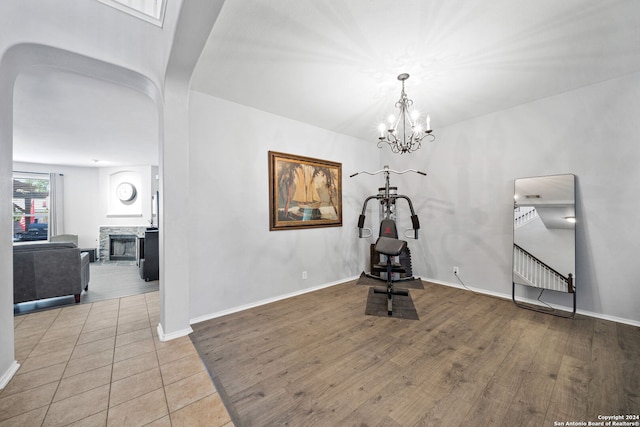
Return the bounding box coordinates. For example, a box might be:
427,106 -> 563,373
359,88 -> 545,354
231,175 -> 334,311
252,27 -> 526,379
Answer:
49,173 -> 64,236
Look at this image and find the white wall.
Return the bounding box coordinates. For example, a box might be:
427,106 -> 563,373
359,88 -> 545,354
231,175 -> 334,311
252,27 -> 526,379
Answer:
187,92 -> 380,320
0,55 -> 15,387
158,0 -> 226,340
390,71 -> 640,324
98,165 -> 156,229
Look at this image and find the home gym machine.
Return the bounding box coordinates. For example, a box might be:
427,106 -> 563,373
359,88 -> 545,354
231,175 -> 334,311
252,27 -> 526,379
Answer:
350,165 -> 426,315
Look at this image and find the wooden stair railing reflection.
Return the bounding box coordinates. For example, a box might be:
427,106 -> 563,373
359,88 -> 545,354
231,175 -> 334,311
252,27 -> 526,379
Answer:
513,207 -> 538,229
513,244 -> 573,292
512,243 -> 576,318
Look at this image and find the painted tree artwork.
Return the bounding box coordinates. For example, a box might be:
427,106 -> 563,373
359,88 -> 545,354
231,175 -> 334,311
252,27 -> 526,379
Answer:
269,151 -> 342,230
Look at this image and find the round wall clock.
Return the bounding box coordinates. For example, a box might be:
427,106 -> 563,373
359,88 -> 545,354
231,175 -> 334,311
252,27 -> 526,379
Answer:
116,182 -> 137,202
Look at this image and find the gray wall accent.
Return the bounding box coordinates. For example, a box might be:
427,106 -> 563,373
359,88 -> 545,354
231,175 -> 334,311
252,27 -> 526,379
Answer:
387,71 -> 640,323
187,91 -> 379,321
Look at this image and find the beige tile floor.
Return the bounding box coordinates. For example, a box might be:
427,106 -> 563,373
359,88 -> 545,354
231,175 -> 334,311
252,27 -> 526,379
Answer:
0,291 -> 234,427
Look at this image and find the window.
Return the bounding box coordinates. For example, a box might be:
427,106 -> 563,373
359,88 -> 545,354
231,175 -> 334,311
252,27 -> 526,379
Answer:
13,172 -> 50,242
97,0 -> 167,27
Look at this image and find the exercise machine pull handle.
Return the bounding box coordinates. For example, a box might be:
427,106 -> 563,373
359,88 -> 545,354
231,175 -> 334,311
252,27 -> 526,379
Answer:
358,214 -> 372,238
359,228 -> 372,238
402,214 -> 421,239
411,214 -> 420,230
403,228 -> 419,239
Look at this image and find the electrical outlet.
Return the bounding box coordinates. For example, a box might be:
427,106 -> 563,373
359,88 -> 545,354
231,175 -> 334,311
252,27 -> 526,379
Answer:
302,271 -> 308,280
453,266 -> 459,275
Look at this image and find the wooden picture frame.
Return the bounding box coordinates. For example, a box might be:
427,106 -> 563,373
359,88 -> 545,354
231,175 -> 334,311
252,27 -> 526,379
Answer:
269,151 -> 342,231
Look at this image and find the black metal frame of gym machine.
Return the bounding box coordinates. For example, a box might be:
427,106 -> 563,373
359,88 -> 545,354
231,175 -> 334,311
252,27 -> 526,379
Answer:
351,166 -> 425,314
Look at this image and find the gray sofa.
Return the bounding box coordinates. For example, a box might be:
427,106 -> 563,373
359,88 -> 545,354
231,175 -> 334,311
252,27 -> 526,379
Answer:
13,242 -> 90,304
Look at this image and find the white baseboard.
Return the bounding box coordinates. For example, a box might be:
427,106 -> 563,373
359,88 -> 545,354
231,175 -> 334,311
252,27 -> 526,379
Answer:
188,274 -> 639,329
0,361 -> 20,390
156,323 -> 193,342
190,275 -> 360,325
427,277 -> 640,328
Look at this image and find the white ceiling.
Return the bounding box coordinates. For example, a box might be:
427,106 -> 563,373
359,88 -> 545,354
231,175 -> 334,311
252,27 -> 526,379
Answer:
192,0 -> 640,137
515,174 -> 575,229
12,0 -> 640,167
13,67 -> 159,167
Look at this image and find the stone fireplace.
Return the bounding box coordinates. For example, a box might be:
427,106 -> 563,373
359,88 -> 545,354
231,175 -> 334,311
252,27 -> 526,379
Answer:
99,226 -> 148,261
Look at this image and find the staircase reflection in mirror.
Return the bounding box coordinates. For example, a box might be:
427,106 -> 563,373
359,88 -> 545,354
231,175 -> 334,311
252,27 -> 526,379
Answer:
512,173 -> 576,317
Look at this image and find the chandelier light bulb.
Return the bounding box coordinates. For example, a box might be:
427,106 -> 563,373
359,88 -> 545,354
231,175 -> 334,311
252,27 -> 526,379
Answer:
387,114 -> 395,125
376,73 -> 435,154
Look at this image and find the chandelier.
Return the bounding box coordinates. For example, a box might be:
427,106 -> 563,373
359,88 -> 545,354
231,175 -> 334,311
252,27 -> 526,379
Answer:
377,73 -> 435,154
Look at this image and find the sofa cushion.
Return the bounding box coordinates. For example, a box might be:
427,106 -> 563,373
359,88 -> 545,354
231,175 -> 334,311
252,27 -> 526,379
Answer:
13,242 -> 78,253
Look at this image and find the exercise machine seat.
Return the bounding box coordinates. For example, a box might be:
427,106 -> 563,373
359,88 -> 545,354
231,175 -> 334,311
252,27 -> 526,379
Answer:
375,236 -> 406,257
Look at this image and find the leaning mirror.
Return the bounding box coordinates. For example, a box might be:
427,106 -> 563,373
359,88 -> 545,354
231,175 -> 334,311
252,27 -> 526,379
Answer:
512,173 -> 576,317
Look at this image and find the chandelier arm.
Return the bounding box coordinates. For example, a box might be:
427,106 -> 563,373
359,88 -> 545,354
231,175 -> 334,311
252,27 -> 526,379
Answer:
404,108 -> 411,139
405,107 -> 417,129
390,110 -> 402,134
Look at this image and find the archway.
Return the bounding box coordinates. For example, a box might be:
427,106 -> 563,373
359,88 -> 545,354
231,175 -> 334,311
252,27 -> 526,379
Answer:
0,43 -> 163,384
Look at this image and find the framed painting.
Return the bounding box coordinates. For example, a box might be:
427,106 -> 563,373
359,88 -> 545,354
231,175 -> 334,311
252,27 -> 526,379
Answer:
269,151 -> 342,230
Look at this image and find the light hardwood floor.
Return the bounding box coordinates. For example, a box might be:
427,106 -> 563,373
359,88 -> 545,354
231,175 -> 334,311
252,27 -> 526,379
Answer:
191,280 -> 640,426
